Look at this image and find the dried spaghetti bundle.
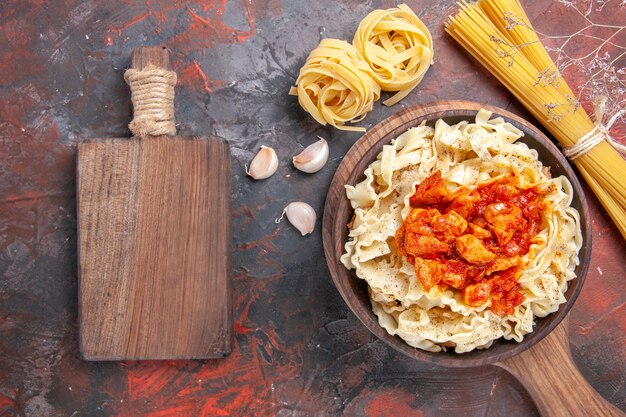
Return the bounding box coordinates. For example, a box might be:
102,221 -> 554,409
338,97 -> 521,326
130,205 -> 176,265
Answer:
446,0 -> 626,239
289,39 -> 380,132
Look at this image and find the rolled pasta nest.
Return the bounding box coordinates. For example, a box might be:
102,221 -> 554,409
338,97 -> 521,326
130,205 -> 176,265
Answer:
289,39 -> 381,132
353,4 -> 434,106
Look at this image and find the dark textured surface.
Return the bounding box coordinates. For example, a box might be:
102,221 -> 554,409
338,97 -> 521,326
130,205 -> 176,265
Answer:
0,1 -> 624,416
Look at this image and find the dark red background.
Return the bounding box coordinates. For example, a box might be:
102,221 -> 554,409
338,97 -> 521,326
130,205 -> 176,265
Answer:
0,0 -> 624,416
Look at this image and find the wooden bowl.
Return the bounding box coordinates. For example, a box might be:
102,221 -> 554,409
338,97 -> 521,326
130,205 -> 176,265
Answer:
323,101 -> 591,366
322,102 -> 626,416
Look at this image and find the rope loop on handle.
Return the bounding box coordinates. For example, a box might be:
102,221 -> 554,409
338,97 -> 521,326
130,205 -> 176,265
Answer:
124,65 -> 177,136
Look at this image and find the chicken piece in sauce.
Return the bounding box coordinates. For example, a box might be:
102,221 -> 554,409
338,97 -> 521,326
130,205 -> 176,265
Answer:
455,234 -> 496,264
405,234 -> 449,257
484,202 -> 524,246
448,189 -> 480,219
409,171 -> 454,206
463,280 -> 492,307
432,210 -> 468,237
414,258 -> 466,291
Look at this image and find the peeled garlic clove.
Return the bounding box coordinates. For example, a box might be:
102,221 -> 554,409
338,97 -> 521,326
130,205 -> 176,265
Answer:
283,202 -> 316,236
293,137 -> 329,173
247,145 -> 278,180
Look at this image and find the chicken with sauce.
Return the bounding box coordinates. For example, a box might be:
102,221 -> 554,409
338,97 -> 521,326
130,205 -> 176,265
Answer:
395,171 -> 547,317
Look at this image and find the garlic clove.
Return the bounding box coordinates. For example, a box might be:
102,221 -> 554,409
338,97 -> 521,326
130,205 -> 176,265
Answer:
247,145 -> 278,180
293,137 -> 329,174
283,202 -> 316,236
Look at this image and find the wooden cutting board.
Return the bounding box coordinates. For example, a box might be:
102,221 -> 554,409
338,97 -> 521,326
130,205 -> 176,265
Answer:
77,46 -> 232,360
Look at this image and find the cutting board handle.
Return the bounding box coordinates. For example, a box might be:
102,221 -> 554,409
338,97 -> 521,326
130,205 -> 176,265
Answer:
131,45 -> 172,72
125,46 -> 177,137
495,316 -> 624,417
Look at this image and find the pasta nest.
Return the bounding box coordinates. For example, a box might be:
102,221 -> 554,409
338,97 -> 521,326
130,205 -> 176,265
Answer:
353,4 -> 434,106
290,39 -> 381,132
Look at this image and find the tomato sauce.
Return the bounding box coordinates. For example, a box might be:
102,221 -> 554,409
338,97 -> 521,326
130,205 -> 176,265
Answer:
395,171 -> 547,317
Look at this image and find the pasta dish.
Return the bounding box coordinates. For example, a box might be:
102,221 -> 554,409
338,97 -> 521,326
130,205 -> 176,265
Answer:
340,110 -> 582,353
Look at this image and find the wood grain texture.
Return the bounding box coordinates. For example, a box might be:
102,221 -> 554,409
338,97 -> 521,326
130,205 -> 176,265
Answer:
77,46 -> 232,360
77,136 -> 232,360
131,45 -> 171,70
496,317 -> 624,417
